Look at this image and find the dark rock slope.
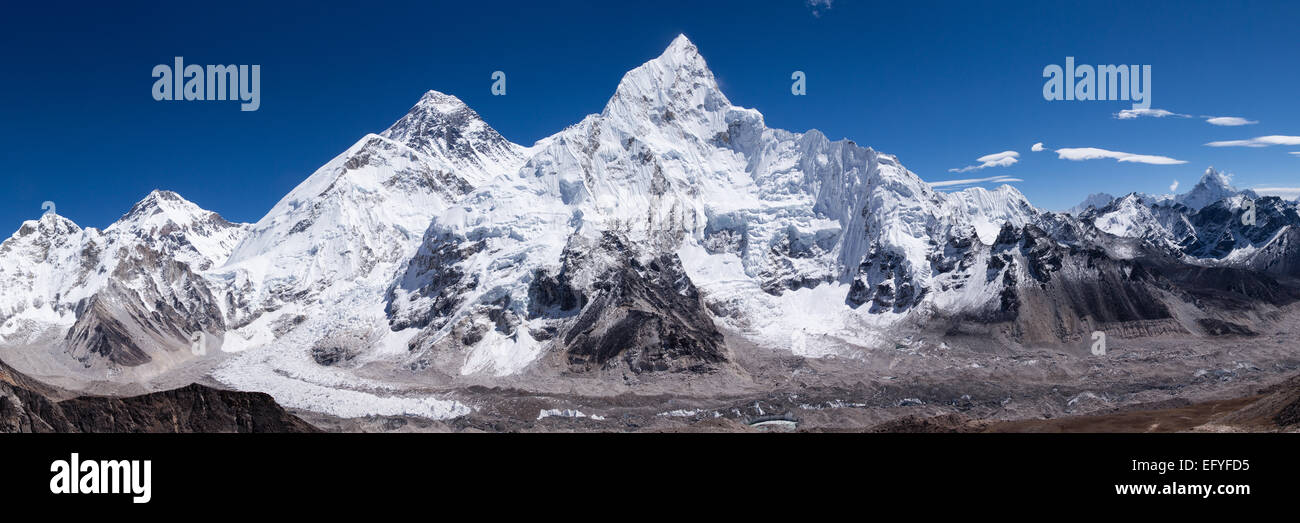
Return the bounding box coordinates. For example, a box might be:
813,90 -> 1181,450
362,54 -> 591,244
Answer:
554,234 -> 727,374
0,361 -> 317,433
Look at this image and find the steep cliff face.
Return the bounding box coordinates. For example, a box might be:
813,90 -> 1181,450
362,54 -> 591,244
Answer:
549,233 -> 726,374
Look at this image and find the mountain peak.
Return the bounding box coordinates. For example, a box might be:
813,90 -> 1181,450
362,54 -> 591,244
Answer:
109,189 -> 241,246
143,189 -> 184,205
414,90 -> 470,114
383,90 -> 487,146
602,34 -> 731,133
661,34 -> 703,66
611,35 -> 721,97
1198,166 -> 1232,189
380,90 -> 522,182
119,189 -> 201,222
1177,166 -> 1255,210
14,212 -> 81,239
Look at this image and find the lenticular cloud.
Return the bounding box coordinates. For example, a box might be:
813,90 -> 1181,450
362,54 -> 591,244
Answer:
1054,147 -> 1186,165
948,150 -> 1020,173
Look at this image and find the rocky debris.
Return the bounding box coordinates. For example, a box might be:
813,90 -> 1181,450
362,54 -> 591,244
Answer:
867,413 -> 980,433
1197,318 -> 1257,336
1211,374 -> 1300,429
311,345 -> 357,367
857,370 -> 1300,433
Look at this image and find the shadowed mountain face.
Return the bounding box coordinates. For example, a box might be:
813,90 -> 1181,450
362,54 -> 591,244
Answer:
0,361 -> 317,433
552,233 -> 727,373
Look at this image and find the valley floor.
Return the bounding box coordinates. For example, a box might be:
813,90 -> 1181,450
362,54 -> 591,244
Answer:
284,307 -> 1300,433
5,305 -> 1299,433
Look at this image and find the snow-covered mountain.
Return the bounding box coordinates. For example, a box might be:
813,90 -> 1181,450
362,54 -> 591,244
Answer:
0,191 -> 247,378
1069,167 -> 1258,217
1176,167 -> 1257,211
209,91 -> 528,349
2,35 -> 1297,420
1075,167 -> 1296,273
383,35 -> 1049,376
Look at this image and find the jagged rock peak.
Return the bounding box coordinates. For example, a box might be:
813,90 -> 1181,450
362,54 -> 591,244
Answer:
1178,166 -> 1257,210
1198,166 -> 1232,188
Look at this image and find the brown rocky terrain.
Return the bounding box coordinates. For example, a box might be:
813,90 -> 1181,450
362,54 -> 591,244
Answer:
0,360 -> 317,433
860,374 -> 1300,433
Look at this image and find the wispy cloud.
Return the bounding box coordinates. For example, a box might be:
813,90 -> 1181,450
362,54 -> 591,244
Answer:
948,150 -> 1019,173
1252,187 -> 1300,200
1114,109 -> 1262,127
929,174 -> 1024,188
1204,135 -> 1300,148
1031,142 -> 1045,152
1115,108 -> 1190,119
1169,180 -> 1179,192
805,0 -> 833,17
1055,147 -> 1186,165
1206,116 -> 1258,126
1291,151 -> 1300,156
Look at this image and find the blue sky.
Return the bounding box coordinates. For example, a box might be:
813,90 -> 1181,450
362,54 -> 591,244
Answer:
2,0 -> 1298,231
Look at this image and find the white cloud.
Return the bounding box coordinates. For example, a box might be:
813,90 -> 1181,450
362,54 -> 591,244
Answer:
1054,147 -> 1187,165
929,174 -> 1024,188
1291,151 -> 1300,156
806,0 -> 833,16
1169,180 -> 1179,192
1115,108 -> 1190,119
1114,110 -> 1259,127
1204,135 -> 1300,148
948,150 -> 1019,173
1252,187 -> 1300,200
1031,142 -> 1045,152
1206,116 -> 1258,126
